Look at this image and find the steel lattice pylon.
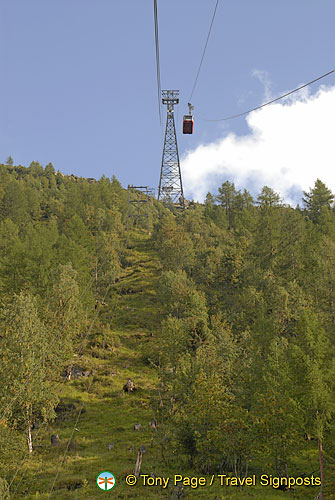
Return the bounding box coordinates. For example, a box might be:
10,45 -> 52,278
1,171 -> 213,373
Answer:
158,90 -> 184,209
126,185 -> 154,232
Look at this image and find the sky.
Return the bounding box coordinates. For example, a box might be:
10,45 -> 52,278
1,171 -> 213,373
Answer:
0,0 -> 334,206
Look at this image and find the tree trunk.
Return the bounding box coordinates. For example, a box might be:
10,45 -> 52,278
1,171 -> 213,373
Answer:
27,425 -> 33,453
134,450 -> 143,478
276,457 -> 281,477
318,437 -> 325,500
233,454 -> 237,477
26,407 -> 33,454
95,260 -> 98,295
329,281 -> 335,324
158,390 -> 163,407
244,459 -> 249,479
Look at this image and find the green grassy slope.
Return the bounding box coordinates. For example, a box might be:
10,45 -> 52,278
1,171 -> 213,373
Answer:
12,232 -> 319,500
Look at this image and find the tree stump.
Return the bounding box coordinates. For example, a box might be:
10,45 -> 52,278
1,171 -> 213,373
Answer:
123,379 -> 136,393
149,420 -> 157,430
51,434 -> 60,446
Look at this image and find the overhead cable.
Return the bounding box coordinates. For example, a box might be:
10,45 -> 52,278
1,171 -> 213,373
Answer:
153,0 -> 162,125
189,0 -> 220,102
201,69 -> 335,122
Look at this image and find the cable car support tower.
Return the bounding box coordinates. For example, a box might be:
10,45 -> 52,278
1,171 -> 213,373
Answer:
158,90 -> 184,209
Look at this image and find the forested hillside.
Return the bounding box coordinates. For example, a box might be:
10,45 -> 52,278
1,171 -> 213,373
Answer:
1,162 -> 335,499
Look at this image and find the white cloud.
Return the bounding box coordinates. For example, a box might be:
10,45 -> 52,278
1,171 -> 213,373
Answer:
181,84 -> 335,205
252,69 -> 273,101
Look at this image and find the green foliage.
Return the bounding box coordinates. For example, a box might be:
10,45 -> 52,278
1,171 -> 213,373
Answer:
303,178 -> 334,223
215,181 -> 254,229
251,334 -> 304,471
288,311 -> 335,440
153,177 -> 335,485
0,477 -> 10,499
257,185 -> 282,207
156,270 -> 209,345
47,263 -> 85,357
0,292 -> 57,452
216,180 -> 238,228
5,155 -> 13,166
0,165 -> 334,499
154,214 -> 195,271
0,164 -> 131,462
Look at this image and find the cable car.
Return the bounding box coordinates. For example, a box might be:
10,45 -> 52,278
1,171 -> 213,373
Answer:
183,115 -> 194,134
183,103 -> 194,134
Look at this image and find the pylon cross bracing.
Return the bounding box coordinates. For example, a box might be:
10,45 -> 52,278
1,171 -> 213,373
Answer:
127,185 -> 154,232
158,90 -> 184,209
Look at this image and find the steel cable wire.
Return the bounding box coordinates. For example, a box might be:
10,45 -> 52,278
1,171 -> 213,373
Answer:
153,0 -> 162,125
200,69 -> 334,121
189,0 -> 220,102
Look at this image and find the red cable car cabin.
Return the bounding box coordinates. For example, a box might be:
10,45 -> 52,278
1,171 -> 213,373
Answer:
183,115 -> 194,134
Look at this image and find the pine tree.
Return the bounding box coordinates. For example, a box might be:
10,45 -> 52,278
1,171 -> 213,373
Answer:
216,181 -> 238,228
257,186 -> 282,207
252,336 -> 303,476
303,179 -> 334,223
154,215 -> 195,272
289,311 -> 335,499
275,208 -> 306,282
5,156 -> 13,166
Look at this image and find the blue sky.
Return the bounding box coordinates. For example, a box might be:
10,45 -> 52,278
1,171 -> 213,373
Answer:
1,0 -> 334,203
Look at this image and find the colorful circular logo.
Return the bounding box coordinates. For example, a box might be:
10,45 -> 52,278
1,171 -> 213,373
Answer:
96,471 -> 116,491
